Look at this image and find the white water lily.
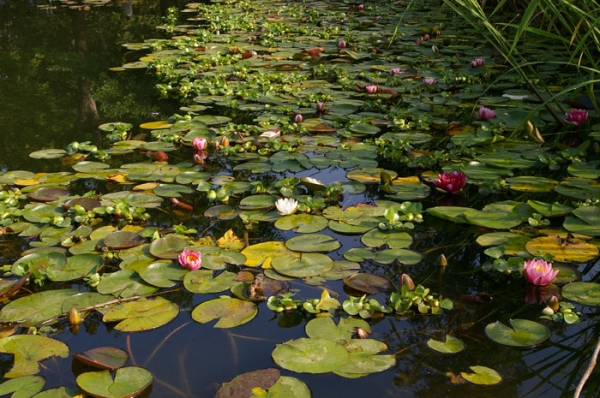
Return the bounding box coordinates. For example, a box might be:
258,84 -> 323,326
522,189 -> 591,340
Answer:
275,198 -> 298,215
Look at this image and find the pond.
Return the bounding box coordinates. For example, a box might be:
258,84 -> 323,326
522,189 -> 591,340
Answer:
1,0 -> 600,397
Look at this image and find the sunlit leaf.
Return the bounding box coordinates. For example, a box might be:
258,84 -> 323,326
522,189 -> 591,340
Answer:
0,335 -> 69,378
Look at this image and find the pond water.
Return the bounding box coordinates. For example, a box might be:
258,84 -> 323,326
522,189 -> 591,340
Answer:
1,0 -> 600,397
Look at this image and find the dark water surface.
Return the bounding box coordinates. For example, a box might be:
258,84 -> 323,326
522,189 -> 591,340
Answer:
1,1 -> 599,397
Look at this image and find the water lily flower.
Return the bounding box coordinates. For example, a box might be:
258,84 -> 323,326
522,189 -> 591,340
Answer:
433,171 -> 467,194
390,67 -> 402,76
316,101 -> 325,112
423,77 -> 437,85
275,198 -> 298,215
294,113 -> 303,123
192,137 -> 207,151
178,249 -> 202,271
471,57 -> 485,67
415,37 -> 421,45
365,84 -> 378,94
565,109 -> 588,126
337,39 -> 347,49
358,3 -> 364,11
259,129 -> 280,139
523,258 -> 558,286
478,107 -> 496,120
423,33 -> 430,41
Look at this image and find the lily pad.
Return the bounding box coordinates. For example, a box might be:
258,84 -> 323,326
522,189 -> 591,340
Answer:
563,206 -> 600,236
0,375 -> 45,397
562,282 -> 600,306
461,366 -> 502,385
271,253 -> 334,278
334,339 -> 396,376
285,234 -> 340,252
0,289 -> 77,327
73,347 -> 128,371
242,241 -> 299,269
0,335 -> 69,378
96,269 -> 158,298
102,297 -> 178,332
272,337 -> 348,374
148,235 -> 188,259
343,273 -> 391,294
525,236 -> 598,262
360,229 -> 412,249
103,231 -> 145,250
427,335 -> 465,354
305,316 -> 370,344
275,214 -> 328,233
183,269 -> 237,293
485,319 -> 550,347
191,297 -> 257,328
138,260 -> 188,288
76,367 -> 152,398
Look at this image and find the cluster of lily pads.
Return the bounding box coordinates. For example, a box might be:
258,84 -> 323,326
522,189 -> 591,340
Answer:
1,0 -> 600,396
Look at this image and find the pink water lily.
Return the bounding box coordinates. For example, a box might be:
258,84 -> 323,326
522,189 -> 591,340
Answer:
192,137 -> 207,151
433,171 -> 467,194
565,109 -> 588,126
294,113 -> 303,123
366,84 -> 378,94
178,249 -> 202,271
316,101 -> 325,112
390,67 -> 402,76
471,57 -> 485,67
423,77 -> 437,85
423,33 -> 430,41
337,39 -> 347,49
193,151 -> 206,165
524,258 -> 558,286
478,107 -> 496,120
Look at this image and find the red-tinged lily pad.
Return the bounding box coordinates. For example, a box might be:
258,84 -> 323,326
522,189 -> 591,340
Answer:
148,235 -> 188,259
461,366 -> 502,385
76,366 -> 152,398
0,335 -> 69,378
28,187 -> 70,202
73,347 -> 128,371
485,319 -> 550,347
102,297 -> 179,332
191,297 -> 257,328
0,275 -> 28,298
561,282 -> 600,306
216,370 -> 311,398
103,231 -> 145,250
427,335 -> 465,354
63,197 -> 102,211
0,375 -> 45,397
343,273 -> 391,294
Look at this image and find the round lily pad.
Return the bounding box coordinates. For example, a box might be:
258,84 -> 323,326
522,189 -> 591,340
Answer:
29,148 -> 67,159
73,347 -> 128,371
285,234 -> 340,252
272,337 -> 348,373
275,214 -> 328,233
461,366 -> 502,385
525,236 -> 598,262
271,253 -> 334,278
149,235 -> 188,259
29,187 -> 70,202
191,297 -> 257,328
427,335 -> 465,354
103,231 -> 145,250
343,273 -> 391,294
76,367 -> 152,398
102,296 -> 179,332
562,282 -> 600,306
485,319 -> 550,347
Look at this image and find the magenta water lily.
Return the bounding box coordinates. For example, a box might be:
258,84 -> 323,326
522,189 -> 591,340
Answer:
523,259 -> 558,286
471,57 -> 485,67
433,171 -> 467,194
565,109 -> 588,126
192,137 -> 207,151
478,107 -> 496,120
366,84 -> 378,94
390,67 -> 401,76
423,78 -> 437,85
178,249 -> 202,271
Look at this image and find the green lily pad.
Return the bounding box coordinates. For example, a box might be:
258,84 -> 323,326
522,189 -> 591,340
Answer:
476,232 -> 529,256
349,123 -> 380,136
61,292 -> 114,313
485,319 -> 550,347
527,200 -> 573,217
0,289 -> 77,327
204,205 -> 240,220
72,161 -> 111,173
183,269 -> 237,293
0,335 -> 69,378
271,253 -> 334,278
188,246 -> 246,270
239,195 -> 277,210
506,176 -> 558,192
73,347 -> 128,371
334,339 -> 395,376
191,297 -> 257,328
153,184 -> 194,198
76,367 -> 152,398
46,253 -> 103,282
29,149 -> 67,159
427,335 -> 465,354
285,234 -> 340,252
11,252 -> 67,278
343,248 -> 376,262
96,269 -> 158,298
361,229 -> 412,249
554,178 -> 600,200
148,235 -> 188,259
562,282 -> 600,306
138,260 -> 188,288
102,297 -> 178,332
373,249 -> 422,265
216,369 -> 311,398
0,375 -> 45,397
568,160 -> 600,179
347,168 -> 397,184
272,337 -> 348,374
31,386 -> 82,397
321,261 -> 362,280
463,207 -> 522,229
305,317 -> 370,344
461,366 -> 502,385
275,214 -> 328,233
564,206 -> 600,236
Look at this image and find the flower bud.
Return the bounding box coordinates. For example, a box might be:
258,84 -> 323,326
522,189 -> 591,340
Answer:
400,274 -> 415,290
69,308 -> 82,325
